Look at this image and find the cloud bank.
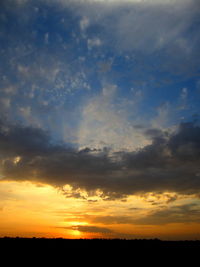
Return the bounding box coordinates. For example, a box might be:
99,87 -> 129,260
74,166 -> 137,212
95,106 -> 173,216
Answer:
0,119 -> 200,200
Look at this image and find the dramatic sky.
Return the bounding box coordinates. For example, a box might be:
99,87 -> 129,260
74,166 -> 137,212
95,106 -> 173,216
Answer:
0,0 -> 200,240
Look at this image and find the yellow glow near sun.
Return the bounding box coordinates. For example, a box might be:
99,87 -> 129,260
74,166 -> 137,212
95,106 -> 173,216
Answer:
70,221 -> 88,226
71,230 -> 81,237
13,156 -> 21,164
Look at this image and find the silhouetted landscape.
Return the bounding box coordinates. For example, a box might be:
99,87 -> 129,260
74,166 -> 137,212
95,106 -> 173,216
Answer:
1,237 -> 200,250
1,237 -> 199,264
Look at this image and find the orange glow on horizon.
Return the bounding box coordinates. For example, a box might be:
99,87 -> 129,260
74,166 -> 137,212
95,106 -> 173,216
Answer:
0,181 -> 200,240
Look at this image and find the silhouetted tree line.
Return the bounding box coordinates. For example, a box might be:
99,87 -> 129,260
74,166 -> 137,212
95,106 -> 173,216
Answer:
0,237 -> 199,262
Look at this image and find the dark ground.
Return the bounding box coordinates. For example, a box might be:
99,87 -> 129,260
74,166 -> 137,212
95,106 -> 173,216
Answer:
1,237 -> 199,263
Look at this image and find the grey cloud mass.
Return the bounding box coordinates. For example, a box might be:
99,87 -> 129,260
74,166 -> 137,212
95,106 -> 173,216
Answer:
71,225 -> 113,234
0,119 -> 200,199
133,203 -> 200,225
84,203 -> 200,225
57,224 -> 113,234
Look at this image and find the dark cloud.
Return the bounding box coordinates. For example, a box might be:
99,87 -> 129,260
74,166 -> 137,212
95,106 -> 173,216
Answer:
83,203 -> 200,226
144,128 -> 168,139
0,119 -> 119,189
88,215 -> 138,225
71,225 -> 113,234
133,203 -> 200,225
0,119 -> 200,199
59,202 -> 200,226
168,122 -> 200,160
59,225 -> 113,234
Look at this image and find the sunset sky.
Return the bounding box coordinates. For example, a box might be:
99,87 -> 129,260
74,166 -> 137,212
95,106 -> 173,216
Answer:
0,0 -> 200,240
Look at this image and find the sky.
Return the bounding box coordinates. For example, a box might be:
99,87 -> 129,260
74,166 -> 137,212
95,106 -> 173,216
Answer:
0,0 -> 200,240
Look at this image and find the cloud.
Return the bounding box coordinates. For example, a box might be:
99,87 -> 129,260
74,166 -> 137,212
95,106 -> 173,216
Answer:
0,98 -> 11,109
133,203 -> 200,225
87,37 -> 102,50
88,215 -> 138,225
0,119 -> 200,200
77,195 -> 200,226
114,2 -> 197,53
78,84 -> 148,151
80,16 -> 90,31
66,0 -> 200,81
71,225 -> 113,234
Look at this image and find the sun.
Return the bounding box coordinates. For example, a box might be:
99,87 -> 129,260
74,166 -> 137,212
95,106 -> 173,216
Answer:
71,230 -> 81,237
